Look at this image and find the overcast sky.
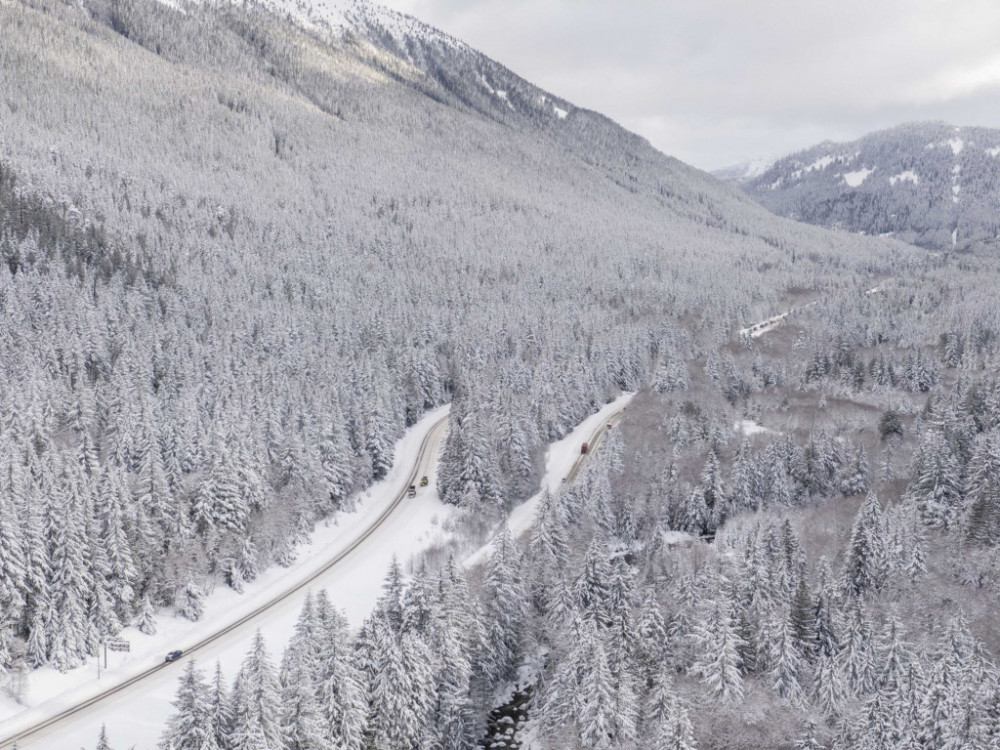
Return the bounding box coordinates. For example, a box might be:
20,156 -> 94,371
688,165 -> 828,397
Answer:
377,0 -> 1000,170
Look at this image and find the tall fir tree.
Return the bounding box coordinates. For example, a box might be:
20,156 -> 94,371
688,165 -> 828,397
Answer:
159,660 -> 211,750
688,594 -> 745,702
229,631 -> 285,750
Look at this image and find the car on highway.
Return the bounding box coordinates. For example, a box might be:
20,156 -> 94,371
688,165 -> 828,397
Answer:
580,442 -> 589,455
165,650 -> 183,663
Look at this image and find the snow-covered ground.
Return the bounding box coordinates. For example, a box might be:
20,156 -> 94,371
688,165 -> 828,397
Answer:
0,406 -> 452,749
734,419 -> 774,437
843,167 -> 875,187
889,170 -> 919,186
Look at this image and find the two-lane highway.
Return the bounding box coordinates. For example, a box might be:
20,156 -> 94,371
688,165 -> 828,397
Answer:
563,407 -> 626,484
0,410 -> 450,750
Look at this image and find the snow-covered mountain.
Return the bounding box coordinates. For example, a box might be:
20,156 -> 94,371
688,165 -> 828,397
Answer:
733,122 -> 1000,252
2,2 -> 957,749
711,157 -> 775,184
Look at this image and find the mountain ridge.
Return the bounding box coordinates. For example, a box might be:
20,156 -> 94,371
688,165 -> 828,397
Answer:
731,121 -> 1000,252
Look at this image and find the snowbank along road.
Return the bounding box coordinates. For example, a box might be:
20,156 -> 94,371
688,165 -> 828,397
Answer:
0,411 -> 450,750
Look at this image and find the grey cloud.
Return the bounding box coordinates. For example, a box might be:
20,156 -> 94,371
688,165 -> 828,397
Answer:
381,0 -> 1000,169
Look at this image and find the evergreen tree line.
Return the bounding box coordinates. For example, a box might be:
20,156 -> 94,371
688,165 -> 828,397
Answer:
140,415 -> 1000,750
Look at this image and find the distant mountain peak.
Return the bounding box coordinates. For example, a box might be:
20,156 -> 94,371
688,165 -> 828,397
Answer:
712,157 -> 776,184
734,121 -> 1000,253
241,0 -> 467,52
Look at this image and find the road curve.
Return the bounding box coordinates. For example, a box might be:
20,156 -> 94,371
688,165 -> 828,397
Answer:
0,413 -> 450,750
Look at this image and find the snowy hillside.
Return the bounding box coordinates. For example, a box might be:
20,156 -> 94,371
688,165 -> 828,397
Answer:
736,122 -> 1000,252
0,0 -> 907,690
12,1 -> 1000,750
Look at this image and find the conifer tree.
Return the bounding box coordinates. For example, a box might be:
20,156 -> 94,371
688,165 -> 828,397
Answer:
575,536 -> 613,628
688,595 -> 745,702
812,560 -> 839,660
136,593 -> 157,635
176,580 -> 206,622
526,490 -> 569,617
907,430 -> 963,529
208,660 -> 233,750
426,593 -> 476,750
376,557 -> 405,634
876,611 -> 912,699
698,449 -> 726,529
96,467 -> 137,622
45,470 -> 94,671
794,719 -> 824,750
159,660 -> 211,750
578,625 -> 616,749
838,604 -> 877,698
279,639 -> 327,750
365,611 -> 422,750
840,443 -> 871,497
482,524 -> 526,686
318,606 -> 366,749
918,659 -> 956,750
317,421 -> 352,515
229,631 -> 285,750
728,439 -> 761,513
636,586 -> 669,681
965,430 -> 1000,544
769,610 -> 805,702
842,492 -> 888,597
364,405 -> 394,481
400,631 -> 435,742
95,724 -> 115,750
0,468 -> 27,625
813,651 -> 846,717
649,701 -> 697,750
642,664 -> 678,729
537,621 -> 583,737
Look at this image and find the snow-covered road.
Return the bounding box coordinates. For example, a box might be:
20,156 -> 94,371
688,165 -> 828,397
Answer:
464,393 -> 633,568
0,407 -> 452,750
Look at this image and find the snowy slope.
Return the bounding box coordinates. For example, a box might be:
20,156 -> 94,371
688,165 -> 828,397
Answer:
244,0 -> 466,51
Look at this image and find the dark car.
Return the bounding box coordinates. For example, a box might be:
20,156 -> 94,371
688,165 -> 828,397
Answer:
580,442 -> 589,455
165,650 -> 183,663
407,484 -> 417,498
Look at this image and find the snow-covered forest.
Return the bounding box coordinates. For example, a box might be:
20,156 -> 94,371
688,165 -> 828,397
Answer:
3,0 -> 1000,749
135,251 -> 1000,750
